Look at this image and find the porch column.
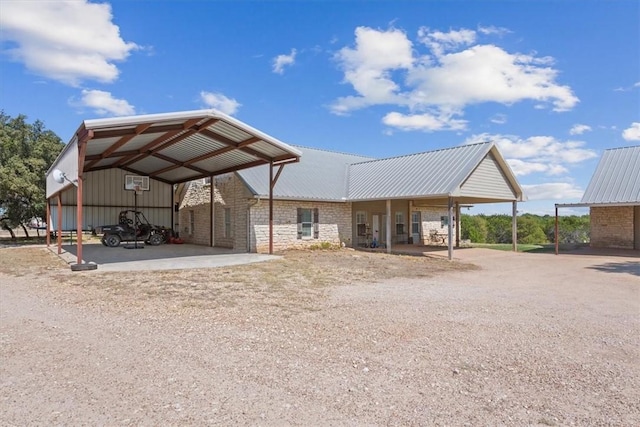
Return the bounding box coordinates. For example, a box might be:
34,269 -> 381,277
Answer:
386,199 -> 392,253
210,175 -> 215,247
76,174 -> 83,264
512,201 -> 518,252
447,197 -> 454,260
455,202 -> 460,248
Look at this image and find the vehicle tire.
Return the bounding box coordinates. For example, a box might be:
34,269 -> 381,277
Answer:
147,233 -> 164,246
101,237 -> 108,246
103,234 -> 121,247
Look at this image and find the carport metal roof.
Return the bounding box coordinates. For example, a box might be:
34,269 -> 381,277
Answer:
47,109 -> 301,188
46,109 -> 302,269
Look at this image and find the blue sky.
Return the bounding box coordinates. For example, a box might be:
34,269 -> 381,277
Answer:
1,0 -> 638,215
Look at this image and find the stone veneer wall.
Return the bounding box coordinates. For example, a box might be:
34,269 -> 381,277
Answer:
214,174 -> 251,250
178,181 -> 216,246
590,206 -> 635,249
249,199 -> 353,253
415,206 -> 455,246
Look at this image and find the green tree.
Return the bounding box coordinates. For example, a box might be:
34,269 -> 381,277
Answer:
461,214 -> 488,242
517,214 -> 548,244
485,214 -> 513,244
0,112 -> 64,238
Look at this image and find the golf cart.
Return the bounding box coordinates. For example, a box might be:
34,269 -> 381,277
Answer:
96,210 -> 168,247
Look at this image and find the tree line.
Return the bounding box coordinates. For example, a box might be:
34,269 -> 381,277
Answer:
460,213 -> 590,245
0,112 -> 64,238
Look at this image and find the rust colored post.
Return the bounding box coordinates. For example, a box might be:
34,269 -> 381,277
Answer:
455,202 -> 460,248
269,162 -> 274,254
57,193 -> 62,254
76,176 -> 83,265
555,205 -> 559,255
447,197 -> 454,260
46,198 -> 51,247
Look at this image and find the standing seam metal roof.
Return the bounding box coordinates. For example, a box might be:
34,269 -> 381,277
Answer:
580,145 -> 640,204
238,142 -> 522,202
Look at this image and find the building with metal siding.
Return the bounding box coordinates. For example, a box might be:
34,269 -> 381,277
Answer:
575,145 -> 640,250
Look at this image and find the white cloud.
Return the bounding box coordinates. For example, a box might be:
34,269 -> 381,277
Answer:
200,91 -> 241,115
74,89 -> 135,116
464,132 -> 597,177
382,111 -> 467,132
477,25 -> 511,36
272,49 -> 297,74
331,27 -> 414,115
0,0 -> 138,86
622,122 -> 640,141
569,124 -> 592,135
331,26 -> 579,131
490,113 -> 507,124
522,183 -> 583,200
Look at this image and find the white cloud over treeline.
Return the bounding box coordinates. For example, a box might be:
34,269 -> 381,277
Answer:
332,26 -> 579,132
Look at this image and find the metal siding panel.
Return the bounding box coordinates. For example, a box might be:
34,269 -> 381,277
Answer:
209,121 -> 252,142
581,146 -> 640,204
114,132 -> 165,152
159,133 -> 227,163
348,143 -> 490,200
157,167 -> 200,182
459,154 -> 517,199
85,137 -> 120,156
128,156 -> 173,175
193,150 -> 258,172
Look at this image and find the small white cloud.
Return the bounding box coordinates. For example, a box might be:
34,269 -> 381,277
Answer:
622,122 -> 640,141
490,113 -> 507,124
272,49 -> 297,74
382,111 -> 467,132
74,89 -> 135,116
417,27 -> 476,56
522,183 -> 583,200
477,25 -> 511,36
507,159 -> 568,176
0,0 -> 139,86
569,124 -> 592,135
200,91 -> 241,115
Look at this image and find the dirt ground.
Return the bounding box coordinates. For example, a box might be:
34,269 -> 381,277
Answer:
1,246 -> 638,426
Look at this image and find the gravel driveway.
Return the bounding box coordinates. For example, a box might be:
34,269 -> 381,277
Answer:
1,247 -> 638,426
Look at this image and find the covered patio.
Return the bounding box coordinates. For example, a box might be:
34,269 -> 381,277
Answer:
45,109 -> 302,270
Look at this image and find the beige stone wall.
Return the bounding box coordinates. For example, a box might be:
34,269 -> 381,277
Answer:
213,174 -> 252,250
178,182 -> 211,246
415,206 -> 452,246
590,206 -> 635,249
250,200 -> 352,253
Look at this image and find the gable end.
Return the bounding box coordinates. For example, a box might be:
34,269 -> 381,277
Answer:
458,153 -> 517,200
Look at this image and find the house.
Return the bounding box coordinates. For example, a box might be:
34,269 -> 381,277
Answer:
576,145 -> 640,249
179,142 -> 524,256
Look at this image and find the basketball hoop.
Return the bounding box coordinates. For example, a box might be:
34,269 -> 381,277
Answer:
134,185 -> 142,195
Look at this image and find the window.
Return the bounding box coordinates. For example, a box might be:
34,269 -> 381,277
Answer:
297,208 -> 319,239
395,212 -> 404,235
224,208 -> 232,238
188,210 -> 195,235
356,211 -> 367,236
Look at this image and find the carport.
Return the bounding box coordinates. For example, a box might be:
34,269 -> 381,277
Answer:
45,109 -> 301,270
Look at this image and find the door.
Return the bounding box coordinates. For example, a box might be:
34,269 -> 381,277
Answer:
635,206 -> 640,250
372,215 -> 379,243
411,211 -> 421,244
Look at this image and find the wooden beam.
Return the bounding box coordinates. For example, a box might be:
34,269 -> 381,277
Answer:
84,123 -> 151,170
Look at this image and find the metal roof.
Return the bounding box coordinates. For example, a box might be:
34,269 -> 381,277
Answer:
580,145 -> 640,205
237,146 -> 374,201
48,109 -> 302,186
237,142 -> 523,203
348,142 -> 521,201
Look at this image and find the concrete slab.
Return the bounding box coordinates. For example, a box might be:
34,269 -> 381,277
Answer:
50,242 -> 281,272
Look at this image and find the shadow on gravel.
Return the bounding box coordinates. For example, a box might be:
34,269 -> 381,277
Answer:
587,261 -> 640,277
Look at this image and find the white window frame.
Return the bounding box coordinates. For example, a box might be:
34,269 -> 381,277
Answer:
300,208 -> 313,239
395,211 -> 404,235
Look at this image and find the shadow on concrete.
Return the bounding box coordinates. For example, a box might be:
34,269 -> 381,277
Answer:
587,261 -> 640,277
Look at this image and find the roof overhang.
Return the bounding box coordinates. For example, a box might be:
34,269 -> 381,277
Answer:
47,109 -> 302,197
556,202 -> 639,208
